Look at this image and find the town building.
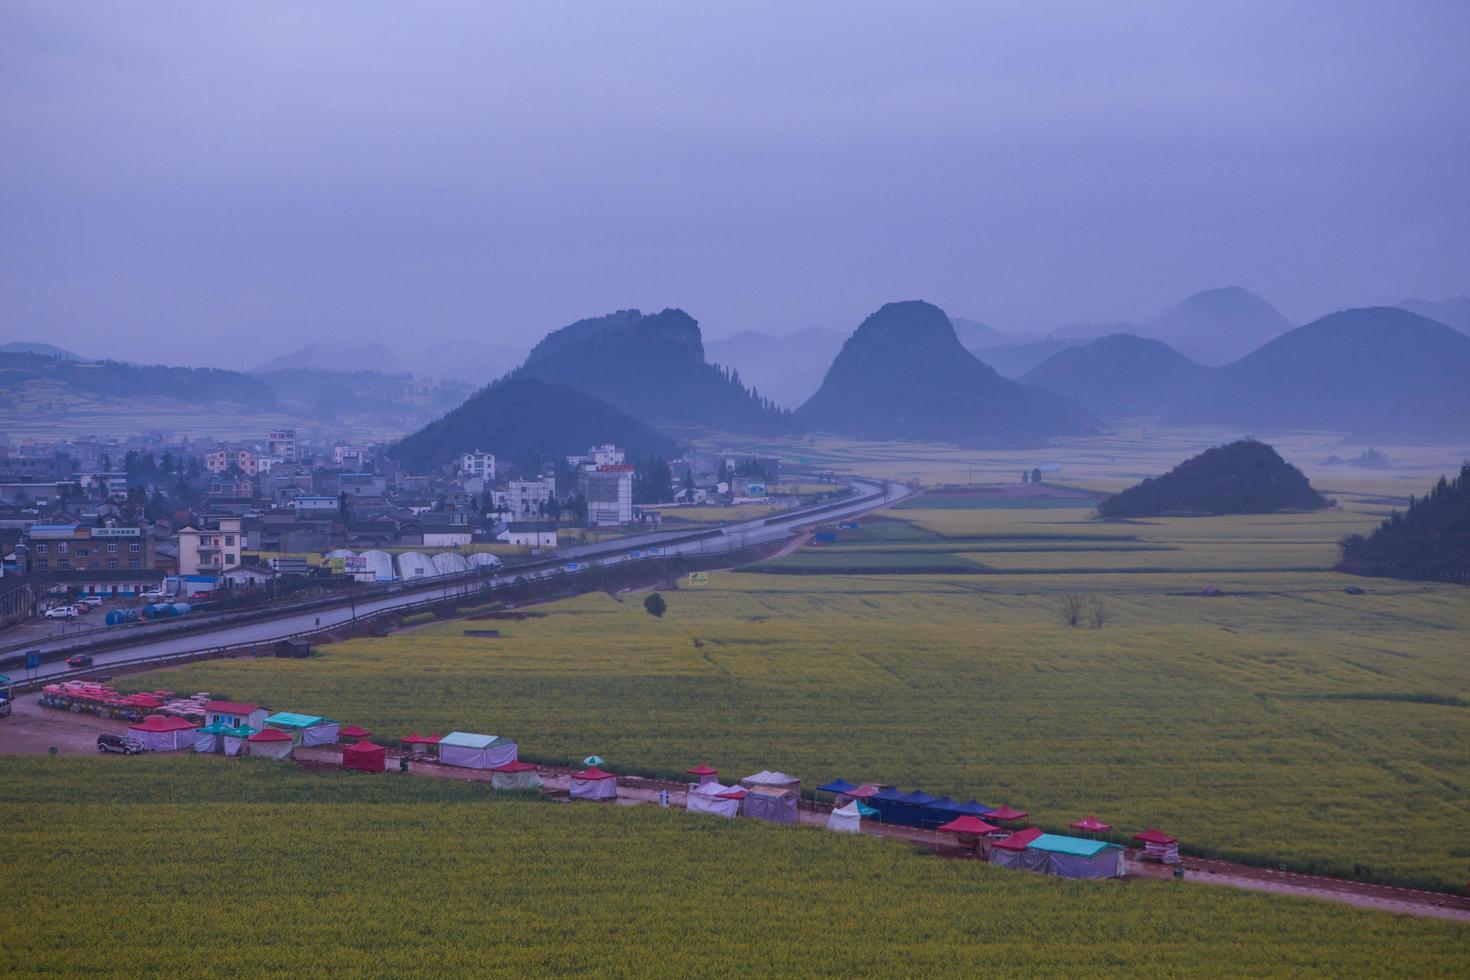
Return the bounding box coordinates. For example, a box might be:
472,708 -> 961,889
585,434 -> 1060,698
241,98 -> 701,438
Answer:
581,465 -> 634,526
205,447 -> 258,476
498,521 -> 559,547
24,523 -> 156,575
458,451 -> 496,480
268,429 -> 298,463
177,517 -> 244,576
494,478 -> 556,520
421,512 -> 474,547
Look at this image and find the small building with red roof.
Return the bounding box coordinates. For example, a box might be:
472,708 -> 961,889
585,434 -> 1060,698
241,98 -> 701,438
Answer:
204,699 -> 268,732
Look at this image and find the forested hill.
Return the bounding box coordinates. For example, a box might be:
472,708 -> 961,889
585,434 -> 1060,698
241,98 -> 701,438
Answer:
797,300 -> 1094,448
0,352 -> 275,407
389,375 -> 678,472
518,308 -> 797,434
1098,440 -> 1329,518
1338,464 -> 1470,582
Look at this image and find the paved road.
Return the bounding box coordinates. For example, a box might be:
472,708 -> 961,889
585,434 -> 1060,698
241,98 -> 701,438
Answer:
19,477 -> 910,684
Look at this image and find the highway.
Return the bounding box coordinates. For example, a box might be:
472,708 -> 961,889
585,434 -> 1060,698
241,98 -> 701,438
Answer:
15,477 -> 910,684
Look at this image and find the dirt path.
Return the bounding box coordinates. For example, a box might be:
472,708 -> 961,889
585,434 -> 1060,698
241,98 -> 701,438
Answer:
0,693 -> 132,755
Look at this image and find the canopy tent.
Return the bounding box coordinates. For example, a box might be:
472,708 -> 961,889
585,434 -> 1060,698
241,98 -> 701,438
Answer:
491,759 -> 544,791
246,727 -> 295,760
816,778 -> 858,798
927,799 -> 995,824
740,770 -> 800,793
339,725 -> 373,741
193,721 -> 240,754
825,799 -> 877,833
988,827 -> 1047,871
128,715 -> 200,752
264,712 -> 341,747
583,755 -> 605,767
342,739 -> 386,773
400,733 -> 442,756
570,766 -> 618,801
866,786 -> 909,823
846,783 -> 884,800
894,790 -> 944,828
686,782 -> 745,819
1027,834 -> 1124,879
222,725 -> 256,757
1070,815 -> 1112,835
1133,828 -> 1181,865
742,785 -> 799,825
438,731 -> 518,770
986,805 -> 1030,822
686,763 -> 719,785
936,815 -> 1002,837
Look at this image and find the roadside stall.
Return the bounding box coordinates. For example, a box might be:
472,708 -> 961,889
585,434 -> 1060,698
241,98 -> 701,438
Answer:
490,759 -> 543,791
742,785 -> 800,825
193,721 -> 235,754
127,714 -> 200,752
686,763 -> 720,786
569,766 -> 618,801
687,782 -> 745,819
989,827 -> 1047,871
816,778 -> 858,803
339,725 -> 373,742
1069,815 -> 1112,839
438,731 -> 518,770
936,814 -> 1002,847
985,805 -> 1031,825
342,739 -> 386,773
400,733 -> 442,757
264,712 -> 341,747
739,770 -> 800,794
247,727 -> 295,760
825,798 -> 878,833
222,725 -> 256,757
1133,828 -> 1181,865
1026,834 -> 1124,879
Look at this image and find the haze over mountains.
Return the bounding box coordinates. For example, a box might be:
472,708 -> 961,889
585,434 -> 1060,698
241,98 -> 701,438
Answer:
797,301 -> 1094,448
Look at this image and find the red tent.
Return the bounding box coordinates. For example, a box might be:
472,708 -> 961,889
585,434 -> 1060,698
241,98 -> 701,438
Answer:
990,827 -> 1044,851
342,739 -> 386,773
340,725 -> 373,740
686,763 -> 718,778
986,805 -> 1030,822
846,783 -> 884,799
247,728 -> 292,742
1070,815 -> 1112,833
1133,828 -> 1177,845
936,815 -> 1002,835
491,759 -> 538,773
572,766 -> 616,781
400,733 -> 442,754
130,715 -> 199,733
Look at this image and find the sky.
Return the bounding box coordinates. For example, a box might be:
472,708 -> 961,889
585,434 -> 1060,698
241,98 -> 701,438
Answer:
2,1 -> 1467,368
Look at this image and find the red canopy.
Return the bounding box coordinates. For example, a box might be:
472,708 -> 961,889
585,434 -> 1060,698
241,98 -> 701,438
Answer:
986,805 -> 1030,821
339,725 -> 373,739
846,783 -> 884,799
572,766 -> 616,780
1070,815 -> 1112,832
686,763 -> 718,776
492,759 -> 538,773
400,733 -> 442,745
991,827 -> 1044,851
129,714 -> 199,732
248,728 -> 293,742
936,815 -> 1002,835
342,739 -> 385,773
1133,828 -> 1177,845
204,699 -> 260,715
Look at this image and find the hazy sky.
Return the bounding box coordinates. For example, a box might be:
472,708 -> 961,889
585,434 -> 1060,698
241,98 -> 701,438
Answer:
2,1 -> 1467,366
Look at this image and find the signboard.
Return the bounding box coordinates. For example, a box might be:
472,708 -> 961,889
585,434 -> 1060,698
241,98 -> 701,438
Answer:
343,556 -> 367,572
646,547 -> 660,556
628,550 -> 642,559
90,527 -> 141,538
564,563 -> 581,572
687,571 -> 709,587
327,557 -> 347,574
25,650 -> 41,670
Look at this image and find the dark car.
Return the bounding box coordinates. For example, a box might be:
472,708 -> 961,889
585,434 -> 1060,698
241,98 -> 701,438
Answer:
97,733 -> 146,755
66,654 -> 94,668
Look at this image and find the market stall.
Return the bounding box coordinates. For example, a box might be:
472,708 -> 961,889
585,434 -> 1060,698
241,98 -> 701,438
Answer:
342,739 -> 386,773
687,782 -> 745,819
127,715 -> 200,752
264,712 -> 341,747
825,798 -> 878,833
437,731 -> 518,770
569,766 -> 618,801
490,759 -> 543,791
246,727 -> 295,760
742,785 -> 799,825
1133,828 -> 1181,865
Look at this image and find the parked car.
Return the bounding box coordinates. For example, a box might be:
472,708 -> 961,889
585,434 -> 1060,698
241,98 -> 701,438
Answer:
66,654 -> 94,668
45,606 -> 79,620
97,733 -> 146,755
140,589 -> 168,601
78,595 -> 104,608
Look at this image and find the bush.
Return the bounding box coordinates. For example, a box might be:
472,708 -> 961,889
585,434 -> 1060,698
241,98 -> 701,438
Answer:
643,593 -> 667,617
401,612 -> 435,627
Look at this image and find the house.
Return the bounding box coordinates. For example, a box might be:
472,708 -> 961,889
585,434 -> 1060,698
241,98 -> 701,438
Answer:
422,512 -> 473,547
458,451 -> 496,480
220,565 -> 278,589
493,478 -> 555,519
292,495 -> 340,517
177,517 -> 243,576
498,521 -> 558,548
205,447 -> 258,476
24,522 -> 156,576
267,429 -> 298,462
204,699 -> 269,731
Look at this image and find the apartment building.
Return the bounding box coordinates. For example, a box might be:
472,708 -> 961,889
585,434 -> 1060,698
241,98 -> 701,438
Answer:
177,517 -> 244,576
25,523 -> 156,575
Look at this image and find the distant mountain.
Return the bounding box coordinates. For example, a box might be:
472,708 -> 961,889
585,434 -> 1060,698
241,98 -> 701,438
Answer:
950,317 -> 1008,348
518,308 -> 796,434
255,342 -> 400,374
1396,295 -> 1470,335
796,300 -> 1094,448
1021,334 -> 1208,418
1339,464 -> 1470,582
254,368 -> 471,425
969,337 -> 1086,378
1024,307 -> 1470,440
704,327 -> 846,408
0,352 -> 275,407
1139,287 -> 1292,365
389,375 -> 678,472
1098,440 -> 1328,518
401,339 -> 528,385
0,342 -> 81,360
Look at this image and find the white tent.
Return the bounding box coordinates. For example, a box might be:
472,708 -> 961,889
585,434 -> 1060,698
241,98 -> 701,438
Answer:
740,770 -> 801,793
569,767 -> 618,801
490,760 -> 543,791
247,728 -> 294,760
469,553 -> 503,570
361,550 -> 395,582
432,552 -> 471,575
128,716 -> 200,752
826,800 -> 864,833
325,548 -> 357,561
438,731 -> 518,769
687,783 -> 745,819
222,729 -> 253,757
396,552 -> 433,579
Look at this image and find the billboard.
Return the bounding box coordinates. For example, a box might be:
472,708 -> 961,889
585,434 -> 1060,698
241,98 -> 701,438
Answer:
687,571 -> 709,587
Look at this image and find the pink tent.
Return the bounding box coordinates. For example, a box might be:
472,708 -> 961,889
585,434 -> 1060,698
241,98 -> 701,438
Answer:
936,815 -> 1002,836
1133,828 -> 1181,864
986,805 -> 1030,822
570,766 -> 618,801
127,714 -> 200,751
1070,815 -> 1112,833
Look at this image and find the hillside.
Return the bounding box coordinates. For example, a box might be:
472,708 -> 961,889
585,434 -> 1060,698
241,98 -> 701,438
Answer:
0,341 -> 81,360
1098,440 -> 1328,518
254,369 -> 470,426
1338,464 -> 1470,582
1140,286 -> 1292,364
968,336 -> 1086,378
1021,333 -> 1207,418
1396,295 -> 1470,335
950,317 -> 1008,348
797,301 -> 1094,448
519,308 -> 796,433
0,352 -> 275,407
255,342 -> 400,374
389,375 -> 678,472
704,327 -> 846,408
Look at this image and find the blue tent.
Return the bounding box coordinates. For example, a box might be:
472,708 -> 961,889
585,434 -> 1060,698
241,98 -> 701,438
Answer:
817,778 -> 858,796
892,790 -> 942,827
867,786 -> 909,823
925,798 -> 995,825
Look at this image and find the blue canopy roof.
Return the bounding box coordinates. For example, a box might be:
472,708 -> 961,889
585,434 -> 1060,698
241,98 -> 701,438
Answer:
898,790 -> 940,806
934,799 -> 994,815
870,787 -> 909,802
817,778 -> 858,794
924,796 -> 959,810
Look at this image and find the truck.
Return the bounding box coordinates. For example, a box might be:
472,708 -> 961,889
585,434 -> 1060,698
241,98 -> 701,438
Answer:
0,673 -> 12,717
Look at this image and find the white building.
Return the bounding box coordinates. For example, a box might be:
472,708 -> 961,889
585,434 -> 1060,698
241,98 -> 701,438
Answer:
268,429 -> 298,463
292,495 -> 340,516
498,521 -> 559,547
581,465 -> 633,526
494,478 -> 556,519
459,451 -> 496,480
177,517 -> 243,576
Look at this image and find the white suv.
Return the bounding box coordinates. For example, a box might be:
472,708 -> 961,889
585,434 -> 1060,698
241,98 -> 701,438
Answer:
44,605 -> 80,619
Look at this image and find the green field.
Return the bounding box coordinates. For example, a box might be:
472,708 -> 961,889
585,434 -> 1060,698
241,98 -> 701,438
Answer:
2,757 -> 1464,977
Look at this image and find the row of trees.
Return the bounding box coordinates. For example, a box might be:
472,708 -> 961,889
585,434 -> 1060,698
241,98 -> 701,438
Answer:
1338,464 -> 1470,582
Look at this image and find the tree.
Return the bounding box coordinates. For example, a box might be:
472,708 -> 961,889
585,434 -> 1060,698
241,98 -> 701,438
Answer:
1020,470 -> 1029,483
643,592 -> 667,617
1059,593 -> 1085,628
338,491 -> 349,520
1031,467 -> 1043,485
1087,595 -> 1108,629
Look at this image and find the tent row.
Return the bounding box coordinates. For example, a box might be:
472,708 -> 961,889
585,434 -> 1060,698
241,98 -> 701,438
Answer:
392,551 -> 502,581
815,778 -> 1029,830
989,829 -> 1124,879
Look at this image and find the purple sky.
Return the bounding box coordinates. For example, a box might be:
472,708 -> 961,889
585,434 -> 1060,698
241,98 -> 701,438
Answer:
2,1 -> 1467,366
